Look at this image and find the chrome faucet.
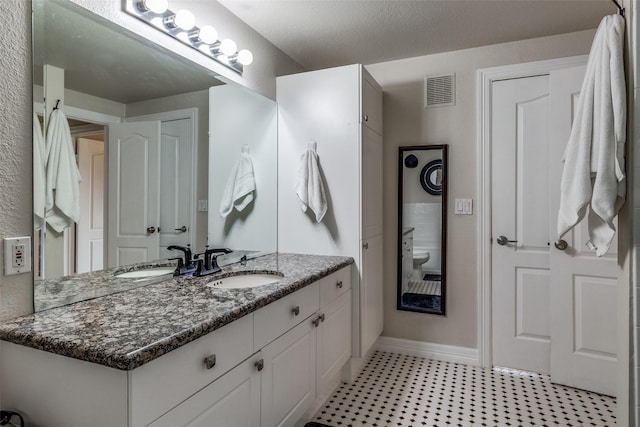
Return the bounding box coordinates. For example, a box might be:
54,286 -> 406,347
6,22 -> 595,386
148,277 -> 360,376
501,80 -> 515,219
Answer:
167,245 -> 198,276
194,247 -> 233,277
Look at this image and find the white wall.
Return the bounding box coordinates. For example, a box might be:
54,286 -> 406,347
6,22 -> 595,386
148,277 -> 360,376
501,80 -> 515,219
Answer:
208,85 -> 277,254
0,0 -> 32,321
366,29 -> 597,349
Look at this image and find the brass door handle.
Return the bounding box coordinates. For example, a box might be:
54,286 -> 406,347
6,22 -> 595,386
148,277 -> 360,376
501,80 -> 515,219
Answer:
554,239 -> 568,250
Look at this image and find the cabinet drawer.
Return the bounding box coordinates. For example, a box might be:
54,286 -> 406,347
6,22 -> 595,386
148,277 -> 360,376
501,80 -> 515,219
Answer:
129,315 -> 254,427
319,266 -> 352,307
254,282 -> 319,351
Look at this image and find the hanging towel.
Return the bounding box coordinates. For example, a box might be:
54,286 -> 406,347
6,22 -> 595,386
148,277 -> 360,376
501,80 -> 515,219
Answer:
219,144 -> 256,218
295,141 -> 328,222
33,113 -> 46,228
45,108 -> 82,233
557,14 -> 626,256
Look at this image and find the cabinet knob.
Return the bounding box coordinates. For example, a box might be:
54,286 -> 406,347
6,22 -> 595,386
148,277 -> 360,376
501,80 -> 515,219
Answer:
363,115 -> 369,122
204,354 -> 216,370
292,306 -> 300,316
363,242 -> 369,250
319,313 -> 325,323
255,359 -> 264,372
312,316 -> 323,327
336,281 -> 343,289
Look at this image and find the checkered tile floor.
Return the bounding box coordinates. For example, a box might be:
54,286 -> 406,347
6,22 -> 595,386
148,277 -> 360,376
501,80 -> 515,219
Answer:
312,351 -> 616,426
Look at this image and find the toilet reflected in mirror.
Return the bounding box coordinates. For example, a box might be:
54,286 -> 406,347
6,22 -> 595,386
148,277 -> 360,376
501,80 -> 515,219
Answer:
397,145 -> 448,315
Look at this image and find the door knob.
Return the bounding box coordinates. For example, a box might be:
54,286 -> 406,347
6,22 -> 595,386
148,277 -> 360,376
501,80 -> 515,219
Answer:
496,235 -> 517,246
554,239 -> 568,250
174,226 -> 187,233
146,226 -> 156,234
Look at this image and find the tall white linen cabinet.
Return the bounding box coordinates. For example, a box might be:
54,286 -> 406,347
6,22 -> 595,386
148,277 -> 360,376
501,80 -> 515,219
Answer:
277,64 -> 384,365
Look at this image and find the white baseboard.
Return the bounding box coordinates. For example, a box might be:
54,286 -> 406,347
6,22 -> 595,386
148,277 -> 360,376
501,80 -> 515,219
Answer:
375,336 -> 480,366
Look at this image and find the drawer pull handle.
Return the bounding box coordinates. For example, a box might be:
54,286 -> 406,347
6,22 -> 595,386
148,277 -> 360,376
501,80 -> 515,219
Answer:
255,359 -> 264,372
312,316 -> 322,327
319,313 -> 325,323
292,306 -> 300,316
204,354 -> 216,370
336,281 -> 343,289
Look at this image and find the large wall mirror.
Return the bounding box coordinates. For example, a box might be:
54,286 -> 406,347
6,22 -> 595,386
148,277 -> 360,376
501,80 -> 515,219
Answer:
397,145 -> 448,315
33,0 -> 277,311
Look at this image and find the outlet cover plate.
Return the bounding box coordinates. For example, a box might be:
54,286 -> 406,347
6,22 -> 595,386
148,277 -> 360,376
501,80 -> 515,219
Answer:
4,236 -> 32,275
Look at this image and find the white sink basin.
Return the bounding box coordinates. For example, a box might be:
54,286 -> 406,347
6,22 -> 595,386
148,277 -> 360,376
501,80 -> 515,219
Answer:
115,267 -> 175,279
207,274 -> 281,289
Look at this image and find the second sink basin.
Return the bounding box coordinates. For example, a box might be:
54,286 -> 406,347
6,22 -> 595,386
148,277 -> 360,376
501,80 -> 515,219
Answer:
207,274 -> 281,289
115,267 -> 175,279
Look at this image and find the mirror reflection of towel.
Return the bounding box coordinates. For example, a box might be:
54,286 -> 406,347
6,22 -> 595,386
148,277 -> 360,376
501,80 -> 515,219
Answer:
295,141 -> 327,222
219,145 -> 256,218
45,108 -> 82,233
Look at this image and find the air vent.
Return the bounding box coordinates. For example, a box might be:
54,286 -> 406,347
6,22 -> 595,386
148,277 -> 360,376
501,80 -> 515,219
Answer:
424,73 -> 455,108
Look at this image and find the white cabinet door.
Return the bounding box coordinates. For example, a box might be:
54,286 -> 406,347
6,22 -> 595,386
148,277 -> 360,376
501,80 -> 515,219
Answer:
107,121 -> 161,267
261,318 -> 317,427
361,234 -> 384,356
148,355 -> 261,427
317,290 -> 352,400
361,69 -> 383,135
361,126 -> 383,239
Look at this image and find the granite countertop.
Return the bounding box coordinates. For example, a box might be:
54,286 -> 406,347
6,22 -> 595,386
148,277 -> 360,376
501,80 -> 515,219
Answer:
0,253 -> 353,371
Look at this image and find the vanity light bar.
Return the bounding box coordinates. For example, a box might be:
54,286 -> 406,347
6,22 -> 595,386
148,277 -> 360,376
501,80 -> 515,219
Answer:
125,0 -> 253,75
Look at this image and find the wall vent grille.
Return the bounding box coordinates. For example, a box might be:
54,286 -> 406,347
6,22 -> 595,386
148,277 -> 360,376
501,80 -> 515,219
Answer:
424,73 -> 455,108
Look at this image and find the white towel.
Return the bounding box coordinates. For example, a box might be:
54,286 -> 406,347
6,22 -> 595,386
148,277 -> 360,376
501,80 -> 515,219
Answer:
295,141 -> 327,222
219,144 -> 256,218
45,108 -> 82,233
33,113 -> 46,228
557,15 -> 626,256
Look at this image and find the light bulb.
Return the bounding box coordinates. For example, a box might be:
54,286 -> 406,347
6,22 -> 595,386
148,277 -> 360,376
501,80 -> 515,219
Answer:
174,10 -> 196,30
198,25 -> 218,44
237,49 -> 253,66
141,0 -> 168,14
220,39 -> 237,56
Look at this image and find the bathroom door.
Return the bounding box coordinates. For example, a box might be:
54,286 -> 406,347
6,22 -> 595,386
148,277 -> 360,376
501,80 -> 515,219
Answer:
491,65 -> 617,396
107,121 -> 161,267
77,137 -> 104,273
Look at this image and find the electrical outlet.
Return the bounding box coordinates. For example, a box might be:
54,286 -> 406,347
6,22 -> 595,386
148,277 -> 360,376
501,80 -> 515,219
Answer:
4,237 -> 31,275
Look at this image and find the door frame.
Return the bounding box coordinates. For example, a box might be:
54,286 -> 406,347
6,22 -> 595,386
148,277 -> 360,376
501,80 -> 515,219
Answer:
477,54 -> 629,416
126,108 -> 199,250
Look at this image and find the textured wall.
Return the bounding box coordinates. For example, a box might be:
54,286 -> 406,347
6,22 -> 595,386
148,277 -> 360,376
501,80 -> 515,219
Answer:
367,29 -> 596,349
0,0 -> 33,320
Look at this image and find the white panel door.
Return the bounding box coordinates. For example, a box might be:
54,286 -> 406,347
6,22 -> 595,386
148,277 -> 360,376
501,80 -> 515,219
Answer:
362,126 -> 383,239
261,319 -> 316,427
491,75 -> 551,374
148,355 -> 261,427
361,234 -> 383,356
549,65 -> 617,396
107,121 -> 161,267
77,137 -> 104,274
158,119 -> 192,259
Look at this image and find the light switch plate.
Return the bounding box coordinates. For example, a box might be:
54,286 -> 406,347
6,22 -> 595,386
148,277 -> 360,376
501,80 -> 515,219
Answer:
4,236 -> 32,275
198,200 -> 208,212
455,199 -> 473,215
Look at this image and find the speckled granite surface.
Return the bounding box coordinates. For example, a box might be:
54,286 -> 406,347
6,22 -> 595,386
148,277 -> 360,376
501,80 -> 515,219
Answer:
0,253 -> 352,371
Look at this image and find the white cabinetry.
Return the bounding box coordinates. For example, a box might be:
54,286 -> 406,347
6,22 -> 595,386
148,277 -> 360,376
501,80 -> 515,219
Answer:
0,266 -> 352,427
277,65 -> 383,357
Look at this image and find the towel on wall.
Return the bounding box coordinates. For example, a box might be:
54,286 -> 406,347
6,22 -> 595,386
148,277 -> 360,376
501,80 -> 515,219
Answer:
295,141 -> 328,222
557,14 -> 626,256
45,108 -> 82,233
219,144 -> 256,218
33,113 -> 46,228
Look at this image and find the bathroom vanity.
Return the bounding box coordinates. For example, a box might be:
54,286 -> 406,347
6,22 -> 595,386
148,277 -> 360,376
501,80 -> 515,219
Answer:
0,254 -> 353,427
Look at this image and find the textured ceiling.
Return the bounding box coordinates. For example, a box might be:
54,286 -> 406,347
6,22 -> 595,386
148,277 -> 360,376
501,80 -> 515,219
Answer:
33,1 -> 222,104
218,0 -> 616,71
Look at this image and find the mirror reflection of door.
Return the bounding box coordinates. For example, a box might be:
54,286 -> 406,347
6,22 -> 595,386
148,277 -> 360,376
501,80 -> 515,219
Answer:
397,145 -> 448,315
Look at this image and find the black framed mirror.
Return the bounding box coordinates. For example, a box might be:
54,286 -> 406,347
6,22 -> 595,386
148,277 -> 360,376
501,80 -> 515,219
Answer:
397,145 -> 448,315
